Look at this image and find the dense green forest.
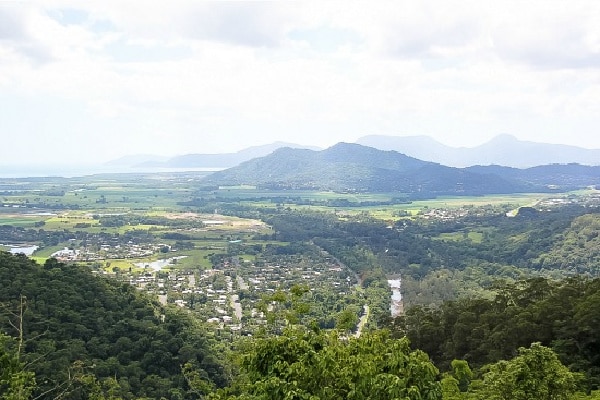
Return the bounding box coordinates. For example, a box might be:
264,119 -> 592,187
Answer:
389,277 -> 600,388
0,252 -> 226,399
3,254 -> 600,398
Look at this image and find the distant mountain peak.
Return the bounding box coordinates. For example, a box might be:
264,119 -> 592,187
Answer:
491,133 -> 518,141
484,134 -> 521,145
356,134 -> 600,168
203,142 -> 523,194
132,142 -> 320,169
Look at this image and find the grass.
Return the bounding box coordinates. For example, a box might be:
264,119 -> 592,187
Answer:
42,216 -> 101,231
212,191 -> 549,222
347,193 -> 548,221
238,253 -> 257,263
171,250 -> 215,269
0,176 -> 585,275
103,259 -> 144,273
436,231 -> 484,243
32,245 -> 68,258
0,215 -> 46,227
30,256 -> 49,265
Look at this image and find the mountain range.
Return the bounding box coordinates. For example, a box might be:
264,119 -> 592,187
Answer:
108,135 -> 600,170
201,142 -> 600,195
356,134 -> 600,168
109,142 -> 321,169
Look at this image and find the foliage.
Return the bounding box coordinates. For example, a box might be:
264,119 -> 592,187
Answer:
210,327 -> 442,400
261,205 -> 600,311
0,333 -> 36,400
475,343 -> 579,400
0,252 -> 226,399
392,277 -> 600,389
533,213 -> 600,274
202,143 -> 547,195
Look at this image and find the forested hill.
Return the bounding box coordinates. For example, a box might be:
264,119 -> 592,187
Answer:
466,163 -> 600,191
203,143 -> 525,194
0,252 -> 226,399
525,212 -> 600,272
393,277 -> 600,389
135,141 -> 320,168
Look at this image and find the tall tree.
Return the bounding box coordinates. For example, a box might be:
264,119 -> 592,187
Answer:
476,343 -> 578,400
210,327 -> 442,400
0,332 -> 36,400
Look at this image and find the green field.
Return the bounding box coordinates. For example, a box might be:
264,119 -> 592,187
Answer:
1,173 -> 592,278
0,216 -> 41,227
436,231 -> 484,243
32,245 -> 68,258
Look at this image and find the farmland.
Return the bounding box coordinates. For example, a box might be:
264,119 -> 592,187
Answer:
2,172 -> 599,335
3,170 -> 600,399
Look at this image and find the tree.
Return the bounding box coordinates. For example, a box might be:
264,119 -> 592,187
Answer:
476,343 -> 579,400
0,293 -> 36,400
0,333 -> 36,400
335,308 -> 359,333
450,359 -> 472,393
210,327 -> 442,400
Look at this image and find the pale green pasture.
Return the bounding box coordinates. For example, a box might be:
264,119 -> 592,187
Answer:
2,182 -> 193,212
351,193 -> 546,220
436,231 -> 484,243
171,250 -> 216,269
238,254 -> 257,263
214,189 -> 397,202
103,259 -> 144,273
42,216 -> 100,230
30,256 -> 49,265
403,193 -> 544,209
32,245 -> 68,258
215,190 -> 544,207
0,216 -> 41,227
100,250 -> 216,272
227,191 -> 548,221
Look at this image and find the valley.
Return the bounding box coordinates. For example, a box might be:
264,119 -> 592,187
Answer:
4,2 -> 600,397
2,167 -> 600,399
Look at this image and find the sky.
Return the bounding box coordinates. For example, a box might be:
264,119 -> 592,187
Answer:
1,0 -> 600,167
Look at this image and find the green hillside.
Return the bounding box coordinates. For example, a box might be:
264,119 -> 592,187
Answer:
532,213 -> 600,273
0,252 -> 226,399
203,143 -> 524,195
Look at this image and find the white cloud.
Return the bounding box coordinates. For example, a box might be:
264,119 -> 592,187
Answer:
1,0 -> 600,167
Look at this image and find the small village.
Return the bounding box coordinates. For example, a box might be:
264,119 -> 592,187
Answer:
118,249 -> 362,336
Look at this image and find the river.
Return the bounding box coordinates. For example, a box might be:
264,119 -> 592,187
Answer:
5,245 -> 39,256
387,278 -> 403,317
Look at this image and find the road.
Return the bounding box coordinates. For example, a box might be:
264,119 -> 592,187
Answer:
237,276 -> 249,290
230,294 -> 243,321
355,304 -> 370,338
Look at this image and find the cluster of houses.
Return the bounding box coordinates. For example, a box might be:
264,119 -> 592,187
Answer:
122,252 -> 359,335
51,239 -> 167,262
420,207 -> 470,220
537,193 -> 600,210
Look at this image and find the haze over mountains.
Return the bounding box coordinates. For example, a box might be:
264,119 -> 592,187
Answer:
110,134 -> 600,170
110,142 -> 321,169
201,143 -> 502,194
356,134 -> 600,168
201,142 -> 600,196
95,135 -> 600,197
